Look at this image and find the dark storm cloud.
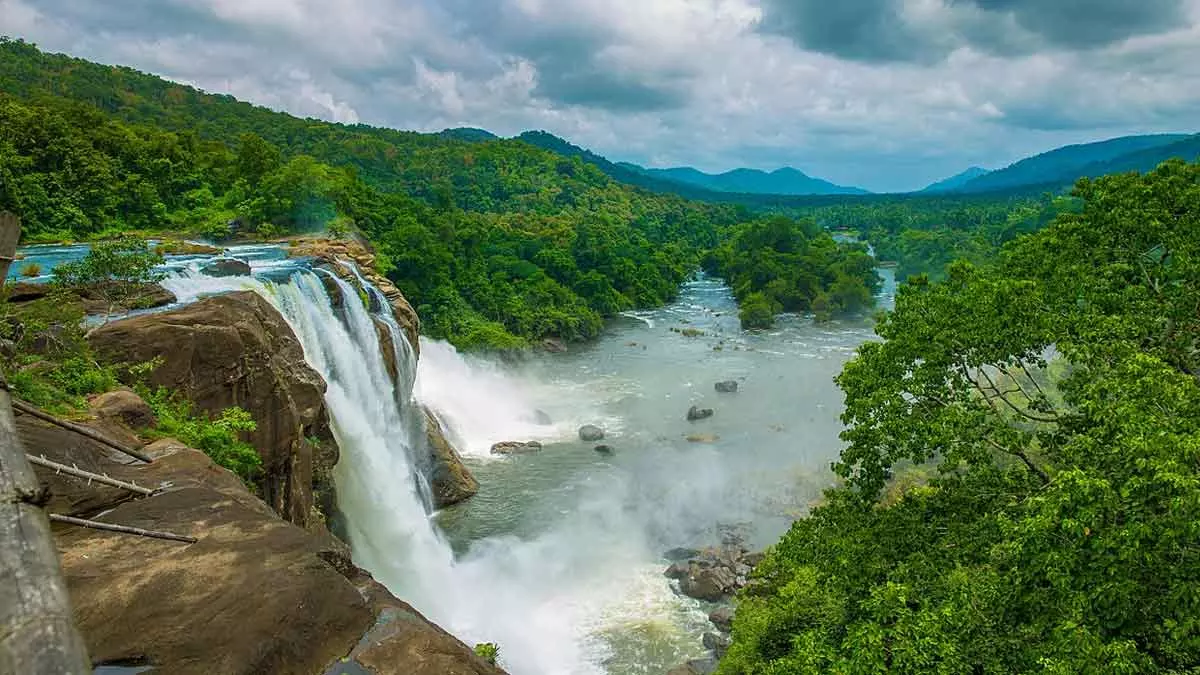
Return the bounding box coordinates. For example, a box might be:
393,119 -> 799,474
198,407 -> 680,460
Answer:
967,0 -> 1188,49
757,0 -> 1191,62
754,0 -> 944,63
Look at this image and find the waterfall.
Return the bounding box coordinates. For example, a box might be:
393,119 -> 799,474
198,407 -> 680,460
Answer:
163,264 -> 454,609
162,257 -> 644,674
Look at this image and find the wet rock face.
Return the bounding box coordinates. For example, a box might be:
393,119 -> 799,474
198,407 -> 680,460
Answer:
423,407 -> 479,508
87,291 -> 334,529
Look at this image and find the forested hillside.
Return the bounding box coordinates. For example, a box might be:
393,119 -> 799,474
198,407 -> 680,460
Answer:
720,159 -> 1200,674
0,38 -> 879,347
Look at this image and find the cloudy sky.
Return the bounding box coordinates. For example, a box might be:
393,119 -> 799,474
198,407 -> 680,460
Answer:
3,0 -> 1198,191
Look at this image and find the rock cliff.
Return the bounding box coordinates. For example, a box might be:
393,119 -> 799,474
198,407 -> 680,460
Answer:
17,402 -> 503,675
87,291 -> 336,531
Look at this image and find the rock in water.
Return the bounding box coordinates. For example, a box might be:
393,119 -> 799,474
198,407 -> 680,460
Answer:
709,606 -> 735,633
664,547 -> 702,561
686,433 -> 719,443
687,405 -> 715,422
541,337 -> 567,353
703,631 -> 731,658
579,424 -> 605,441
490,440 -> 543,455
680,564 -> 738,601
201,257 -> 252,277
422,407 -> 479,508
532,408 -> 553,425
593,444 -> 614,455
714,380 -> 739,393
664,561 -> 691,579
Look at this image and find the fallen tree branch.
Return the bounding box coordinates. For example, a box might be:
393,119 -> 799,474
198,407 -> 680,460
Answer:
11,399 -> 152,463
47,514 -> 196,544
25,455 -> 156,496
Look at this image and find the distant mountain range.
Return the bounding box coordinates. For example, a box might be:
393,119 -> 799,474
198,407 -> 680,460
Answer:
921,167 -> 991,193
630,165 -> 868,196
452,128 -> 1200,201
948,134 -> 1199,194
513,131 -> 867,197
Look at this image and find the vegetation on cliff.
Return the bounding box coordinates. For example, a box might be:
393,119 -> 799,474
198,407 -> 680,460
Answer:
719,160 -> 1200,673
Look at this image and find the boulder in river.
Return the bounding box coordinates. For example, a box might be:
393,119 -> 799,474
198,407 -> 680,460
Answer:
490,440 -> 543,455
593,444 -> 614,455
686,433 -> 719,443
578,424 -> 605,441
709,606 -> 735,633
703,631 -> 731,658
541,337 -> 567,353
532,408 -> 553,425
667,658 -> 717,675
687,405 -> 715,422
714,380 -> 739,393
201,257 -> 252,277
680,564 -> 738,602
664,547 -> 702,561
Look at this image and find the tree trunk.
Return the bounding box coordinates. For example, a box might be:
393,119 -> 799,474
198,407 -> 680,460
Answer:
0,213 -> 92,674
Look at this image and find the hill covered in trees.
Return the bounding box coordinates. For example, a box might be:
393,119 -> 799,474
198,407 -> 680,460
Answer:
0,38 -> 879,346
720,158 -> 1200,674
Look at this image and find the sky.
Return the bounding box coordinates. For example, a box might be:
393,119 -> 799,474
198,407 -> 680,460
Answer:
2,0 -> 1198,192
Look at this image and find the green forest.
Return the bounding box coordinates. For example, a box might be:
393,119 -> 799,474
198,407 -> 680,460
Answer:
719,160 -> 1200,674
0,37 -> 880,346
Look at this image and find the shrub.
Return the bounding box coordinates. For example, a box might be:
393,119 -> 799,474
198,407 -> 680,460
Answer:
140,387 -> 262,483
19,262 -> 42,277
473,643 -> 499,666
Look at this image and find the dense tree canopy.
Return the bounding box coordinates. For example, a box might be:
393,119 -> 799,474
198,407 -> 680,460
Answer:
720,160 -> 1200,673
703,215 -> 880,327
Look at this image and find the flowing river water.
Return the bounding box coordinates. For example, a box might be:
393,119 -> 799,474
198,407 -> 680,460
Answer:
13,242 -> 895,675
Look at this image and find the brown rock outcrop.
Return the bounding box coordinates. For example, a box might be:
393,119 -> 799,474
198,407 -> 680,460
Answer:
422,406 -> 479,508
288,239 -> 420,354
86,291 -> 335,529
20,413 -> 503,675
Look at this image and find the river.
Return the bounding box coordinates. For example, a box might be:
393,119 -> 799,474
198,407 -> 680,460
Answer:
14,241 -> 895,675
417,271 -> 896,674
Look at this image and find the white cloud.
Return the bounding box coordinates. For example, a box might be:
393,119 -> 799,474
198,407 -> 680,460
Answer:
4,0 -> 1198,191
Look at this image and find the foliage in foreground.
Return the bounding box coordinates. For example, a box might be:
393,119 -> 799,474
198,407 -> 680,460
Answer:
720,160 -> 1200,673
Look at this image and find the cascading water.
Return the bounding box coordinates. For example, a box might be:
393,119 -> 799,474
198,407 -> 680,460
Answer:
162,261 -> 455,611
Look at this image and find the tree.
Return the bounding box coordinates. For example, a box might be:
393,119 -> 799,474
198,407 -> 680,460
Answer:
720,160 -> 1200,674
52,237 -> 165,321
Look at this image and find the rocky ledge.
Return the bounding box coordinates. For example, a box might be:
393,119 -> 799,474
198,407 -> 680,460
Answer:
287,238 -> 421,354
16,392 -> 503,675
